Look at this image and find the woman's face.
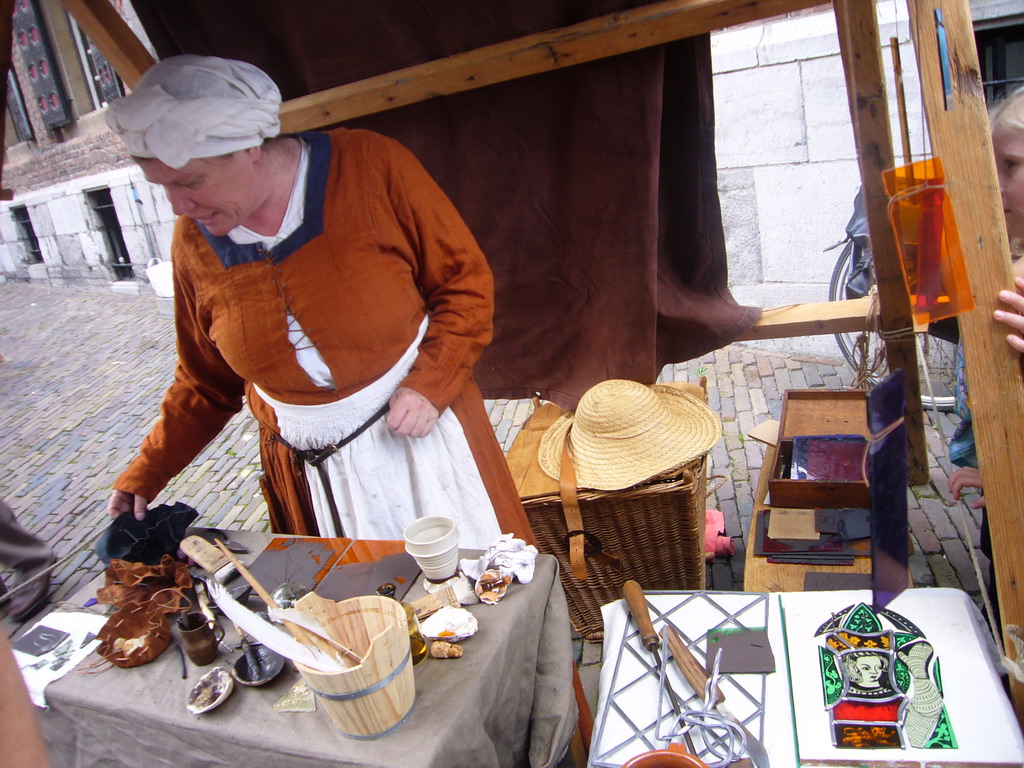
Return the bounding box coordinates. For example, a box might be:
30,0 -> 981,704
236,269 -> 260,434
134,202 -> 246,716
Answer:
994,123 -> 1024,241
138,148 -> 265,237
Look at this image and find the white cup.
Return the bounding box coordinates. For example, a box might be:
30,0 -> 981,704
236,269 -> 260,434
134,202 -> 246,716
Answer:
403,516 -> 460,582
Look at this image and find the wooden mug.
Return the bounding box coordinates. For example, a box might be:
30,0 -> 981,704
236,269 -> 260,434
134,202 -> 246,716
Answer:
177,612 -> 224,666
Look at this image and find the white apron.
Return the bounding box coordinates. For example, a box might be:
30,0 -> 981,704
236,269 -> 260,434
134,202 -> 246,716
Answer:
253,319 -> 500,549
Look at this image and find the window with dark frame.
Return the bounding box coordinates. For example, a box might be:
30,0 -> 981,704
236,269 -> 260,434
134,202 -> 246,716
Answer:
10,205 -> 42,264
976,22 -> 1024,103
6,70 -> 34,143
12,0 -> 71,130
85,188 -> 133,280
68,16 -> 123,109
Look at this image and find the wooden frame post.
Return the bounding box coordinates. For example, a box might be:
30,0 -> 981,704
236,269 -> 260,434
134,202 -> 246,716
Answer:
834,0 -> 929,484
907,0 -> 1024,723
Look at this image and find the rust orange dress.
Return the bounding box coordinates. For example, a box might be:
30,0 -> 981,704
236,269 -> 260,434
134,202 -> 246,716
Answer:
114,128 -> 531,541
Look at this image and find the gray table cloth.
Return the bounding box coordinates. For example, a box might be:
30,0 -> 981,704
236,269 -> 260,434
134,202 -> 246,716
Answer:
38,535 -> 577,768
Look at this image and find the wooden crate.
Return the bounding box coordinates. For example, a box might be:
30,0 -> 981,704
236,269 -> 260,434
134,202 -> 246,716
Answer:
769,389 -> 870,509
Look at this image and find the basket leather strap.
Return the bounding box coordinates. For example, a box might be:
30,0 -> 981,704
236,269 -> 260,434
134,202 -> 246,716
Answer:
559,433 -> 622,580
560,437 -> 589,580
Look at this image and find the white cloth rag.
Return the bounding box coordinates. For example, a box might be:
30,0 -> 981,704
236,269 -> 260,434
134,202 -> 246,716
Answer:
461,533 -> 539,584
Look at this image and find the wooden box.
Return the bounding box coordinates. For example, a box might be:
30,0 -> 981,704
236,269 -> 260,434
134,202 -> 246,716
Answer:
769,389 -> 870,509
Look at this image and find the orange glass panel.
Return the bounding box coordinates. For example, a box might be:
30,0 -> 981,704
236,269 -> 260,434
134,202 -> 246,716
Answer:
882,157 -> 975,326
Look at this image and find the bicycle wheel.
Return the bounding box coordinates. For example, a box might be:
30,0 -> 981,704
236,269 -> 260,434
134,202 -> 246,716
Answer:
916,333 -> 957,411
828,243 -> 885,383
828,242 -> 956,410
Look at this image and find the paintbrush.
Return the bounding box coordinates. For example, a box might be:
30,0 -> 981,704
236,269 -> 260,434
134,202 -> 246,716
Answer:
181,535 -> 238,584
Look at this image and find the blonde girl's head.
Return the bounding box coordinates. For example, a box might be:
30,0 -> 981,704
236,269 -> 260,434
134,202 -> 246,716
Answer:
991,85 -> 1024,247
991,84 -> 1024,137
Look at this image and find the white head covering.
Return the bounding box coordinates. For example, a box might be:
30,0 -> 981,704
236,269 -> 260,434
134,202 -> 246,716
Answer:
105,54 -> 281,169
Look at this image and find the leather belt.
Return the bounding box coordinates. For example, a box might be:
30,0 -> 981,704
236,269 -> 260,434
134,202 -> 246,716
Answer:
559,428 -> 622,580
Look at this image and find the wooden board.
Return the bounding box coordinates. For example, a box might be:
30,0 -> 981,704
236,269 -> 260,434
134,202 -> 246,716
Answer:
907,0 -> 1024,723
834,0 -> 928,485
278,0 -> 827,131
735,297 -> 872,341
505,402 -> 565,500
777,389 -> 869,438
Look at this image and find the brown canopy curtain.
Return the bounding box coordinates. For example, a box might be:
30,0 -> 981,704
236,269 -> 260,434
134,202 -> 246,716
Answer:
130,0 -> 759,409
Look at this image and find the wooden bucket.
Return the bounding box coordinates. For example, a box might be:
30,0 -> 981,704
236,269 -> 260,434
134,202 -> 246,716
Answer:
294,595 -> 415,739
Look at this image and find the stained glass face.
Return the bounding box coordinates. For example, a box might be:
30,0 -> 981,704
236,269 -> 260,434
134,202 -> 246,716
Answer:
815,602 -> 956,750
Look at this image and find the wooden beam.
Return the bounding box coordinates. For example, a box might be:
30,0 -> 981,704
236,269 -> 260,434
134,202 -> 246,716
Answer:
59,0 -> 154,89
907,0 -> 1024,724
736,297 -> 872,341
280,0 -> 826,131
834,0 -> 928,484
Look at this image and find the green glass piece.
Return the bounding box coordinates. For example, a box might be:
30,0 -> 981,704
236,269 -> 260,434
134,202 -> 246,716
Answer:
843,603 -> 883,634
893,656 -> 911,693
894,631 -> 919,648
927,708 -> 958,749
819,647 -> 844,706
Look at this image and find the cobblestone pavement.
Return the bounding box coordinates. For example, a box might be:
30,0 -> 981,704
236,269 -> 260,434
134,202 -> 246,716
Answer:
0,282 -> 988,669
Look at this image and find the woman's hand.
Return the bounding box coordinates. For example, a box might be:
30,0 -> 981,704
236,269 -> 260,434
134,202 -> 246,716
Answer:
994,275 -> 1024,353
106,489 -> 149,521
948,467 -> 985,509
387,387 -> 440,438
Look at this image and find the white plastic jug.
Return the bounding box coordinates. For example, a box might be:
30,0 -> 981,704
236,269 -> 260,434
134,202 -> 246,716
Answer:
146,257 -> 174,298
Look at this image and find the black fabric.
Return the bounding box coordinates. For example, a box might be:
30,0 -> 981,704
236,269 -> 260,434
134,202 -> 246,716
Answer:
127,1 -> 760,409
94,502 -> 199,565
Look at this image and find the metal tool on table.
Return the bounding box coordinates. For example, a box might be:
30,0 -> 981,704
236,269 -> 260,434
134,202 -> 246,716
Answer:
201,529 -> 248,554
622,580 -> 695,753
623,580 -> 686,718
664,626 -> 770,768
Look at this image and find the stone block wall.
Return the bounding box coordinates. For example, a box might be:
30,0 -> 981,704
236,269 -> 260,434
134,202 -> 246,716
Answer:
0,160 -> 177,290
714,2 -> 929,359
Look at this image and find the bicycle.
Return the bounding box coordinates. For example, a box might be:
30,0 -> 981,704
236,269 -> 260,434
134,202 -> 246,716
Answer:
826,189 -> 957,410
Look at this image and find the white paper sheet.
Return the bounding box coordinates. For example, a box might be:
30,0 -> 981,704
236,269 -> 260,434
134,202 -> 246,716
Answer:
13,610 -> 108,708
780,588 -> 1024,767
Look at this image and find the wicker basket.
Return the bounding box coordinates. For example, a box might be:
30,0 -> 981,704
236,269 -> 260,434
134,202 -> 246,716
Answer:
523,455 -> 708,641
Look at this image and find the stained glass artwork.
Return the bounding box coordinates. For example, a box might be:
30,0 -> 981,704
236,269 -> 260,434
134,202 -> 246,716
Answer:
815,601 -> 955,750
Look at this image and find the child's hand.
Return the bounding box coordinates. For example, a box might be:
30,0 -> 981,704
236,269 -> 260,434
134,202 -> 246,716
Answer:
995,276 -> 1024,353
948,466 -> 985,508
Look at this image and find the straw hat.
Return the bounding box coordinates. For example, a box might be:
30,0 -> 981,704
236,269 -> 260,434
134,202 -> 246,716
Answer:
538,379 -> 722,491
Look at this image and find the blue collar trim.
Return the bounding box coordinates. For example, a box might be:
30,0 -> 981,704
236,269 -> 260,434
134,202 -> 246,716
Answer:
198,132 -> 331,267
